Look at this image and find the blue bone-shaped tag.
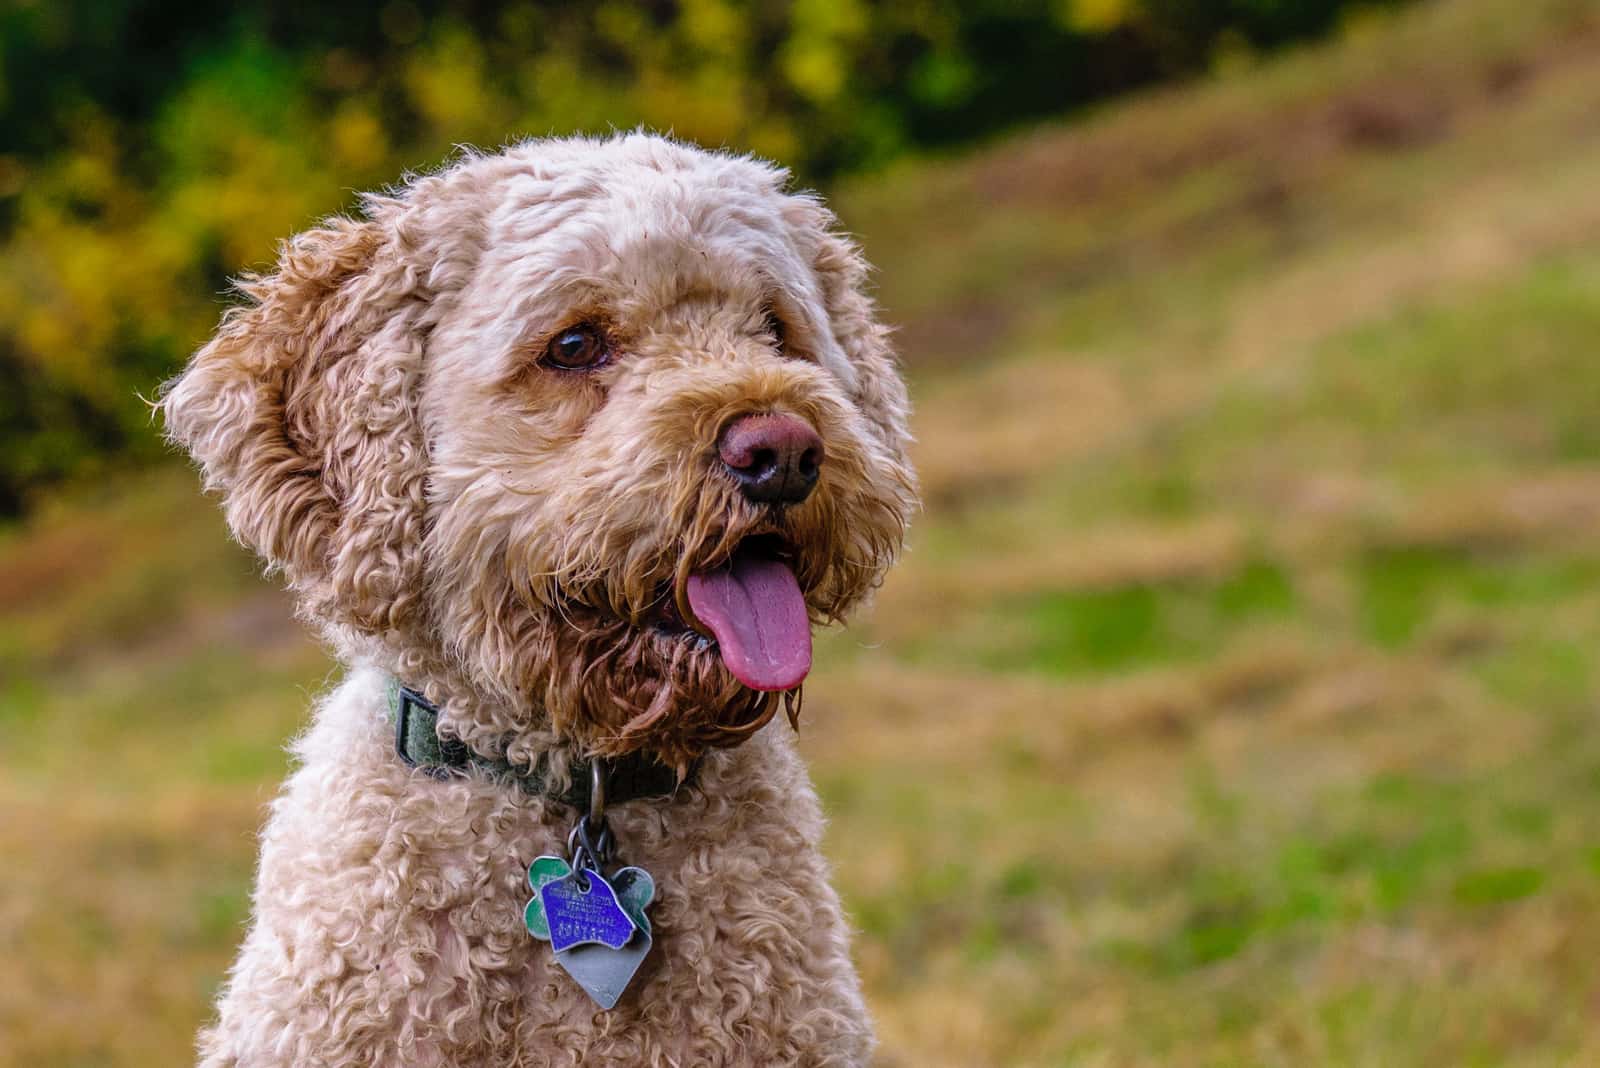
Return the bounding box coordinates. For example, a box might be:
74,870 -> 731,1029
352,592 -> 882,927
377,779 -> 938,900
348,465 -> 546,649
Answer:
539,870 -> 636,952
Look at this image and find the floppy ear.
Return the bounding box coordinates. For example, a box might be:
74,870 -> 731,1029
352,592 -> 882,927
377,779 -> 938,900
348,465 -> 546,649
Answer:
812,230 -> 912,457
161,212 -> 431,634
787,198 -> 916,492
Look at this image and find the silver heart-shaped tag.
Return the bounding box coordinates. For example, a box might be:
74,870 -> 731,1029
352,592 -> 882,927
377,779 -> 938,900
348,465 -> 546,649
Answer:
553,928 -> 653,1010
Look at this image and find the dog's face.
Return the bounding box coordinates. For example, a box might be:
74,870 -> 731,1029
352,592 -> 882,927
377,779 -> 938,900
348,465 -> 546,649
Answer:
164,135 -> 915,765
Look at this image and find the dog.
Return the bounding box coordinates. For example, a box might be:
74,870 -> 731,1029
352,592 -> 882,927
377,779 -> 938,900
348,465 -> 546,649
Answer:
161,133 -> 917,1066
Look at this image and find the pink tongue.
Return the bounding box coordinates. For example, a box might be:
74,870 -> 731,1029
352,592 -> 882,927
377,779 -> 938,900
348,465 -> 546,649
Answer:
686,546 -> 813,691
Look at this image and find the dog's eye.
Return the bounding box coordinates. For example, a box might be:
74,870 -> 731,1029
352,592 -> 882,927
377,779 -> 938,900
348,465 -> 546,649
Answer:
542,324 -> 610,371
763,309 -> 788,352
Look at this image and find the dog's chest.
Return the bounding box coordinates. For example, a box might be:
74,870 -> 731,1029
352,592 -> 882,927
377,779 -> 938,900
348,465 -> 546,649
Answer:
373,737 -> 871,1061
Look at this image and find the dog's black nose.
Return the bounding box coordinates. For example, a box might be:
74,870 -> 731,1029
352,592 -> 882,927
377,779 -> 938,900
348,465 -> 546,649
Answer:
718,413 -> 825,505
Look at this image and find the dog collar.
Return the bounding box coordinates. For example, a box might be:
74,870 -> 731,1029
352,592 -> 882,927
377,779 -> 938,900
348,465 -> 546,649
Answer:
385,677 -> 694,810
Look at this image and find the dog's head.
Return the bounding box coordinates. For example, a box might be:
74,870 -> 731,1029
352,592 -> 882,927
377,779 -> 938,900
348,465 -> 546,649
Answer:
162,134 -> 916,766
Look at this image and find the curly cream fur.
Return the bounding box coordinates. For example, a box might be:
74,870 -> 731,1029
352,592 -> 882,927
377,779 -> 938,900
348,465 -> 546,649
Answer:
161,133 -> 916,1066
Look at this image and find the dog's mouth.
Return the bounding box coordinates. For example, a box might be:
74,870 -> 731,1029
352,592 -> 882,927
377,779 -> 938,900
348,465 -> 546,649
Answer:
644,535 -> 813,692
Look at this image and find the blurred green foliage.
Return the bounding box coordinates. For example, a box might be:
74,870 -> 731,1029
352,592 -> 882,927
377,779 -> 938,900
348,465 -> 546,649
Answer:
0,0 -> 1404,515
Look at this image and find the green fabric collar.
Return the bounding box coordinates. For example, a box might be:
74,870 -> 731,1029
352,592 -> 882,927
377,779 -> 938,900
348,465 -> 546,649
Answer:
385,678 -> 693,810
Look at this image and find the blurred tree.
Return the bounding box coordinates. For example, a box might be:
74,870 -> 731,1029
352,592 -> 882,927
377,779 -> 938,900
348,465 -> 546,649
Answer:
0,0 -> 1405,514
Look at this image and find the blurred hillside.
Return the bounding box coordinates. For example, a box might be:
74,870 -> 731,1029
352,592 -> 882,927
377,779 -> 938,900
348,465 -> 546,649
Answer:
7,0 -> 1600,1064
0,0 -> 1406,514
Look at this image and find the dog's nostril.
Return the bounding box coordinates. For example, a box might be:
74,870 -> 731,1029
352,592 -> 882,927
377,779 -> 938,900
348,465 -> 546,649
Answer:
747,447 -> 779,476
717,413 -> 825,505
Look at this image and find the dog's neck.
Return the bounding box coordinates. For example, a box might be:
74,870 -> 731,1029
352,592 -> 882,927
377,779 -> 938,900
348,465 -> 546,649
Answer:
333,586 -> 774,793
387,679 -> 695,809
332,624 -> 589,787
344,625 -> 742,801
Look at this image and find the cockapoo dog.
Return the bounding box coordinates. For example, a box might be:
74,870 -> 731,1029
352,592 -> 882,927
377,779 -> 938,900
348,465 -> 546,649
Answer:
161,133 -> 916,1066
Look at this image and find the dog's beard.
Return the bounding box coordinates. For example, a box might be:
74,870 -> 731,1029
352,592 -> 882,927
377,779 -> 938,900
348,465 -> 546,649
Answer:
521,524 -> 844,767
498,468 -> 902,768
537,608 -> 801,770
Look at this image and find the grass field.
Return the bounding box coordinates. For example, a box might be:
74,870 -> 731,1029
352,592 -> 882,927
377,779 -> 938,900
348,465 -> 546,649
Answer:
7,0 -> 1600,1063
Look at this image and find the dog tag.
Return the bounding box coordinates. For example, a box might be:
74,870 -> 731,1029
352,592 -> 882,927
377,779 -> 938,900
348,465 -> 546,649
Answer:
607,866 -> 655,930
554,929 -> 653,1010
526,855 -> 658,1009
553,866 -> 656,1009
524,855 -> 572,940
540,869 -> 637,952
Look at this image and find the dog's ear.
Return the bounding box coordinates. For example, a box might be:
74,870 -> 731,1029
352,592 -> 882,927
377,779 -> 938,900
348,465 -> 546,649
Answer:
787,197 -> 915,475
161,212 -> 430,634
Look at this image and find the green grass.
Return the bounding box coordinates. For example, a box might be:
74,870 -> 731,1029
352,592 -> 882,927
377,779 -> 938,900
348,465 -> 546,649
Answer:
9,0 -> 1600,1063
931,555 -> 1299,676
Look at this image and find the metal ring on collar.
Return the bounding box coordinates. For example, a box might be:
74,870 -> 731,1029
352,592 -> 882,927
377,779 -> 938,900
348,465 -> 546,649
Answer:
567,816 -> 613,871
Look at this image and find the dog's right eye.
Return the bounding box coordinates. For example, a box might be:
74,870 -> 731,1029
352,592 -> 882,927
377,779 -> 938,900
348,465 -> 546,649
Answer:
763,309 -> 788,352
542,324 -> 610,371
